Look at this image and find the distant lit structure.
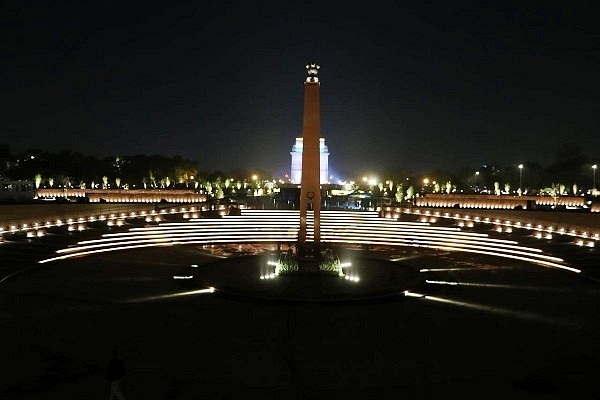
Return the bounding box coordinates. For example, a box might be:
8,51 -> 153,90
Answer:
290,137 -> 329,184
35,188 -> 207,203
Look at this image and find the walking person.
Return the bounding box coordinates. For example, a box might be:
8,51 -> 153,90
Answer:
106,348 -> 126,400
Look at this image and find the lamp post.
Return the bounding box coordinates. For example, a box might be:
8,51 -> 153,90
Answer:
518,164 -> 523,195
475,171 -> 479,192
593,164 -> 597,194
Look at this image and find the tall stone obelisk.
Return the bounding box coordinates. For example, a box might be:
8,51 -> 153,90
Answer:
299,63 -> 321,245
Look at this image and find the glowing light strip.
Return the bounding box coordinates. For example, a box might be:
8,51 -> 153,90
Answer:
320,230 -> 528,250
404,290 -> 581,328
99,228 -> 516,248
171,214 -> 522,241
108,219 -> 523,250
426,279 -> 458,285
51,234 -> 562,270
50,230 -> 564,268
321,235 -> 560,262
59,227 -> 531,256
39,242 -> 172,263
122,287 -> 215,303
420,268 -> 485,272
57,237 -> 174,253
322,238 -> 573,271
176,238 -> 297,245
410,240 -> 556,260
56,232 -> 299,254
429,245 -> 578,272
39,210 -> 576,272
67,229 -> 299,248
445,282 -> 588,293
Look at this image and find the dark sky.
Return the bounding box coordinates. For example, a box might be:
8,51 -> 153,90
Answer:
4,1 -> 600,179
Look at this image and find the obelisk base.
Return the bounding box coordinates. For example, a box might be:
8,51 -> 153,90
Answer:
296,242 -> 322,273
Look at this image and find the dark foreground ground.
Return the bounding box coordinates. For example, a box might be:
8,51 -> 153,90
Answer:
2,225 -> 600,400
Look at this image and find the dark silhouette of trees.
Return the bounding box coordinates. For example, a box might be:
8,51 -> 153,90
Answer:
6,150 -> 199,189
0,144 -> 12,179
546,143 -> 590,188
3,142 -> 597,194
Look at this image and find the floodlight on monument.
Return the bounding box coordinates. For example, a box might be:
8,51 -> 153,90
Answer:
305,63 -> 320,82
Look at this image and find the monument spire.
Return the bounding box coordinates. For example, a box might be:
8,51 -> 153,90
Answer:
299,63 -> 321,245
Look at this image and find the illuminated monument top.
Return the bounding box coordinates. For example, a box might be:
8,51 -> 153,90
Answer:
305,62 -> 320,82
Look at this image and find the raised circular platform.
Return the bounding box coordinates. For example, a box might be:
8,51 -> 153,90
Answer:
192,253 -> 421,303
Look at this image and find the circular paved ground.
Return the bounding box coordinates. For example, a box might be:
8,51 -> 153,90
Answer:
3,239 -> 600,399
193,254 -> 421,303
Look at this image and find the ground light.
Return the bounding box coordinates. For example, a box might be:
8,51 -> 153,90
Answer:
124,287 -> 215,303
263,255 -> 352,278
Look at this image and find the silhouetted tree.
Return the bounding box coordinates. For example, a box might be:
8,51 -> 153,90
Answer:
0,144 -> 12,179
546,143 -> 589,186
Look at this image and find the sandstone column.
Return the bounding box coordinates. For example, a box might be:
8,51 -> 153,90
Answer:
299,63 -> 321,245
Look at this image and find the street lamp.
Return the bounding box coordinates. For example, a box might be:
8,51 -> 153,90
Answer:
518,164 -> 523,195
593,164 -> 597,193
475,171 -> 479,192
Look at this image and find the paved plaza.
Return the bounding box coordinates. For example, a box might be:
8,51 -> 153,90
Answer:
2,220 -> 600,399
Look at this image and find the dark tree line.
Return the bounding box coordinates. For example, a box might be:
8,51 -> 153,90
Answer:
3,147 -> 201,189
1,146 -> 273,191
369,142 -> 598,195
457,143 -> 597,194
1,142 -> 597,193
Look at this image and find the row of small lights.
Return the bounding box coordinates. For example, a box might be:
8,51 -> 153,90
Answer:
0,206 -> 212,239
407,208 -> 599,248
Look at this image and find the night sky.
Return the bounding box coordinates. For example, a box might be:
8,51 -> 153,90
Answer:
4,1 -> 600,179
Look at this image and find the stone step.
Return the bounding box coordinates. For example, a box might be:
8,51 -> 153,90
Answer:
297,260 -> 320,272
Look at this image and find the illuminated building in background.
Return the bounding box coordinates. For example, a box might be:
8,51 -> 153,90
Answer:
290,137 -> 329,184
